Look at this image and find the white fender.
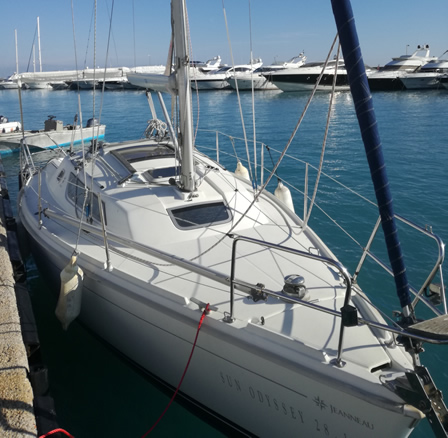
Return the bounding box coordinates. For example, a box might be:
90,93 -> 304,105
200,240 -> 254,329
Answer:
274,181 -> 295,213
235,161 -> 250,181
55,255 -> 84,330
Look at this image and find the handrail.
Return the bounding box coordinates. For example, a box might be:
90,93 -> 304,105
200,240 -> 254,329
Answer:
29,128 -> 446,325
40,208 -> 448,363
197,129 -> 446,318
354,214 -> 446,315
396,214 -> 446,311
228,234 -> 353,365
226,233 -> 352,321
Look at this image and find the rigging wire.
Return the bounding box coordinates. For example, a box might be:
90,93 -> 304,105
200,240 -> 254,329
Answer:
70,0 -> 89,252
25,27 -> 38,73
96,0 -> 115,148
83,3 -> 95,69
248,0 -> 258,188
184,2 -> 201,147
102,0 -> 120,66
132,0 -> 137,70
221,0 -> 255,184
219,34 -> 340,240
92,0 -> 97,140
303,41 -> 342,230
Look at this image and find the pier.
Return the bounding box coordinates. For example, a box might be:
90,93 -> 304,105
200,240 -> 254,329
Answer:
0,157 -> 57,437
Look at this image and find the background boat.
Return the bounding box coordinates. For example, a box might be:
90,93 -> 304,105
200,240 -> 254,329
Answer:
191,59 -> 263,90
400,51 -> 448,90
265,59 -> 349,91
227,53 -> 307,91
367,45 -> 438,91
0,114 -> 106,154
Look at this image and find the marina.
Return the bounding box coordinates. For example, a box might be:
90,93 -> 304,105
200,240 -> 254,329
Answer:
1,79 -> 447,438
0,1 -> 447,437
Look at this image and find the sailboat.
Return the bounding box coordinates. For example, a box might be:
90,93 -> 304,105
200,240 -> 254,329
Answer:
18,1 -> 448,437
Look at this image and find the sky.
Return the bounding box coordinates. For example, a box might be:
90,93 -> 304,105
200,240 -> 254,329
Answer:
1,0 -> 447,78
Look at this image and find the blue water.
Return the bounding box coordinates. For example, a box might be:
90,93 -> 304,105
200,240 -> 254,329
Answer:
1,87 -> 447,437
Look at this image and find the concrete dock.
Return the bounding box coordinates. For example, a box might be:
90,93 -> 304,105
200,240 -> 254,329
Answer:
0,158 -> 59,437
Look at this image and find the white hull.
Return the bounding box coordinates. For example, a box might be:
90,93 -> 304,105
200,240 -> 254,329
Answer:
0,81 -> 19,89
0,124 -> 106,154
400,74 -> 443,90
400,59 -> 448,90
227,76 -> 279,90
191,61 -> 262,90
19,197 -> 419,438
191,77 -> 230,90
18,133 -> 424,437
22,81 -> 53,89
50,82 -> 69,90
273,81 -> 350,92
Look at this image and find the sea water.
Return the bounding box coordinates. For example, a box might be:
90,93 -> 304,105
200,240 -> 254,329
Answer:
0,87 -> 447,437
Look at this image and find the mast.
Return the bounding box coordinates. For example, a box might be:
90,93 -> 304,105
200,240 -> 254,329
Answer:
14,29 -> 19,76
330,0 -> 412,315
172,0 -> 195,192
14,29 -> 25,138
37,16 -> 42,72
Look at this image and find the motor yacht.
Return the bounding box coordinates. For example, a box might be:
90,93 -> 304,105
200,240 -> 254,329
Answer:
400,51 -> 448,90
227,53 -> 307,91
191,59 -> 262,90
265,59 -> 349,92
367,45 -> 437,91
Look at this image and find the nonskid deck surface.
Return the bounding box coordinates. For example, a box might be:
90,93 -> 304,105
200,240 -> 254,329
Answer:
22,139 -> 412,379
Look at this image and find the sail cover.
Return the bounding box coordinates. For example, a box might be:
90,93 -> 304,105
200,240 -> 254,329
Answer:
330,0 -> 411,309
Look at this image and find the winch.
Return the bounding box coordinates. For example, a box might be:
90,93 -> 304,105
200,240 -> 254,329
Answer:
283,274 -> 309,300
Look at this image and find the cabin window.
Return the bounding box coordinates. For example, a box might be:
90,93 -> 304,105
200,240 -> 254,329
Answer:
147,166 -> 179,179
57,170 -> 65,183
67,173 -> 86,208
169,202 -> 231,229
67,173 -> 106,224
113,144 -> 175,164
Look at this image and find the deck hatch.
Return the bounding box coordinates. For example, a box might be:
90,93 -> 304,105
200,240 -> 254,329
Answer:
169,201 -> 231,229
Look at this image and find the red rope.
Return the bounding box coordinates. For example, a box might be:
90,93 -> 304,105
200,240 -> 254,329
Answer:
39,428 -> 75,438
141,303 -> 210,437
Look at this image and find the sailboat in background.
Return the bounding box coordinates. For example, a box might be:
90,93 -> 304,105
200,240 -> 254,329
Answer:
18,0 -> 447,437
21,17 -> 53,89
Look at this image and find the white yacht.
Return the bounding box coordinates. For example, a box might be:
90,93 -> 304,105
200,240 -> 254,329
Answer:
0,73 -> 20,89
400,51 -> 448,90
265,59 -> 349,92
367,45 -> 438,91
191,59 -> 262,90
227,53 -> 307,91
190,55 -> 223,74
18,1 -> 448,437
0,79 -> 19,89
0,116 -> 21,134
21,80 -> 53,89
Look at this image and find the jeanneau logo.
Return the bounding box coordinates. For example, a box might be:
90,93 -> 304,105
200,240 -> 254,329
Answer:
330,404 -> 374,430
